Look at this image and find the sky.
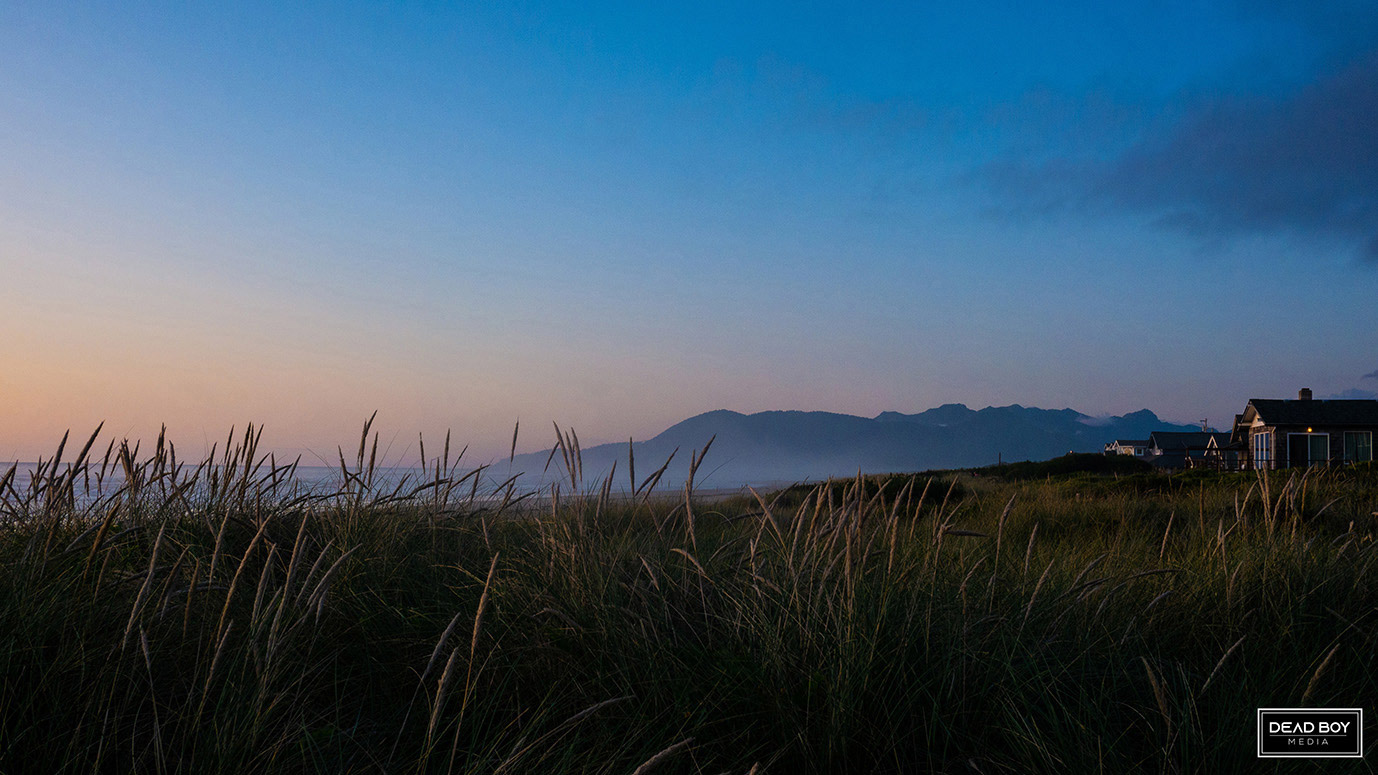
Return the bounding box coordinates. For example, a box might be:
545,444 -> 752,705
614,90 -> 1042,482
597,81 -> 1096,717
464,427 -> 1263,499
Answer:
2,1 -> 1376,465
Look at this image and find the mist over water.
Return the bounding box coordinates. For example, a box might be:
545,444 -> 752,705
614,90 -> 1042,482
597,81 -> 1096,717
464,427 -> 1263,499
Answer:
0,460 -> 624,510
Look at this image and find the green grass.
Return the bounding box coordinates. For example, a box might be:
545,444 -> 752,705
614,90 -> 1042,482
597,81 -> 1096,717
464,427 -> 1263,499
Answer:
1,426 -> 1376,773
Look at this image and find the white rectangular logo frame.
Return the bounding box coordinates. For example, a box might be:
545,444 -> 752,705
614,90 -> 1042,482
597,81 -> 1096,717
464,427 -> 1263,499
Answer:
1257,708 -> 1363,759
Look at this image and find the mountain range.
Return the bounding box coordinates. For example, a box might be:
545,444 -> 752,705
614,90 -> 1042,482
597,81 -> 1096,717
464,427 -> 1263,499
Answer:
503,404 -> 1203,490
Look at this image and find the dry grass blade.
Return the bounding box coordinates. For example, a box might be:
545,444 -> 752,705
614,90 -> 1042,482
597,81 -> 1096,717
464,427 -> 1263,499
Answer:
1141,657 -> 1172,740
81,502 -> 121,579
1159,511 -> 1175,561
571,427 -> 583,488
425,648 -> 461,745
993,493 -> 1014,560
280,514 -> 311,595
596,464 -> 615,520
558,693 -> 630,725
0,463 -> 15,502
535,606 -> 579,630
470,552 -> 500,659
357,410 -> 377,470
684,478 -> 697,552
192,620 -> 234,730
1019,558 -> 1054,633
1022,522 -> 1038,580
389,606 -> 463,762
292,541 -> 335,609
1301,642 -> 1342,706
630,738 -> 693,775
1143,589 -> 1173,614
154,545 -> 191,619
434,550 -> 502,766
638,556 -> 661,591
1125,568 -> 1180,581
747,485 -> 782,545
250,544 -> 278,624
670,547 -> 711,583
71,421 -> 105,471
637,447 -> 678,501
1057,552 -> 1109,601
1200,635 -> 1246,694
121,522 -> 166,651
307,546 -> 359,620
48,429 -> 70,481
492,696 -> 633,774
959,557 -> 989,600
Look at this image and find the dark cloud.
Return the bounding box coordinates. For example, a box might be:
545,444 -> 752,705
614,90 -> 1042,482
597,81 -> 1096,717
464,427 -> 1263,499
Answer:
984,52 -> 1378,261
1246,0 -> 1378,61
1362,370 -> 1378,381
1326,388 -> 1378,400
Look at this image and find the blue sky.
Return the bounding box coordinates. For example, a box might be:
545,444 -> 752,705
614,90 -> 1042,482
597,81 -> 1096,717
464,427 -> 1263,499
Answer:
2,1 -> 1375,462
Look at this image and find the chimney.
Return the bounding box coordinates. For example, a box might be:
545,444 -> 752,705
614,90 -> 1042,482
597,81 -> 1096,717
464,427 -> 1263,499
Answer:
1299,388 -> 1313,401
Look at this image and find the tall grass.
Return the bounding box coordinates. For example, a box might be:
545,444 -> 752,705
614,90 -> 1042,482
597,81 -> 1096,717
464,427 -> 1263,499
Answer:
1,423 -> 1375,773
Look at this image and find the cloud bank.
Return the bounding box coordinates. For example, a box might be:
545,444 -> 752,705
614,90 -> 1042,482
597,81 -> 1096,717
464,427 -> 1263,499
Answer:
1326,388 -> 1378,400
985,52 -> 1378,260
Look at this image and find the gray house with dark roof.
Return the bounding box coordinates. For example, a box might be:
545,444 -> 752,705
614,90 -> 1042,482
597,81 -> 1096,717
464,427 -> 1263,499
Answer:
1147,430 -> 1232,469
1203,433 -> 1243,470
1230,388 -> 1378,469
1104,439 -> 1150,457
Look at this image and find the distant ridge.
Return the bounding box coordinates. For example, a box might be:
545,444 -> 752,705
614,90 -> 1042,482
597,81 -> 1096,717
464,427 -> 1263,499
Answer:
505,404 -> 1202,489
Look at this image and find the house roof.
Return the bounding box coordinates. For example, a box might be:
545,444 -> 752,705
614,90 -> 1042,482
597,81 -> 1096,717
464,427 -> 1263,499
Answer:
1112,439 -> 1150,447
1228,413 -> 1247,446
1245,399 -> 1378,427
1149,431 -> 1229,451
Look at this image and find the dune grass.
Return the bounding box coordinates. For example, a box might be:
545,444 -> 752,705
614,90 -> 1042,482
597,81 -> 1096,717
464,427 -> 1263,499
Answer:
1,423 -> 1376,773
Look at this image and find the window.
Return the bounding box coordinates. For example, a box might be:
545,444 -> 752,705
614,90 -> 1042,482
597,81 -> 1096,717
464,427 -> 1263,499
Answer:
1309,434 -> 1329,465
1286,433 -> 1329,468
1344,431 -> 1373,463
1253,431 -> 1271,468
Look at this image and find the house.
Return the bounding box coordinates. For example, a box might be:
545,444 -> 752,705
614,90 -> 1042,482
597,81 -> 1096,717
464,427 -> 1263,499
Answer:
1147,430 -> 1231,469
1230,388 -> 1378,469
1104,439 -> 1150,457
1203,433 -> 1242,471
